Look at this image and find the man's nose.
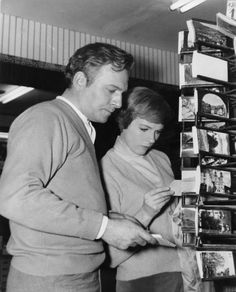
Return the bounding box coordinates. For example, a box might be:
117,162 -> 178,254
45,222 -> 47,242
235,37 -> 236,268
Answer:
112,93 -> 122,108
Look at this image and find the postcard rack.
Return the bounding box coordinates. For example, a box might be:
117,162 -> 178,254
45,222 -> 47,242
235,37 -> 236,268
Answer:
178,10 -> 236,284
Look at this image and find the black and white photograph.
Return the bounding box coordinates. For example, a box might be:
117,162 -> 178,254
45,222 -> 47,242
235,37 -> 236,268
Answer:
180,131 -> 195,157
196,250 -> 236,279
197,89 -> 229,119
197,128 -> 231,156
178,95 -> 196,121
181,207 -> 196,231
198,208 -> 232,234
200,168 -> 232,195
1,1 -> 236,292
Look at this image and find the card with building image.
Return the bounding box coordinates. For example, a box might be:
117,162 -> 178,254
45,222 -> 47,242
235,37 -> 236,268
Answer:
196,250 -> 236,279
226,0 -> 236,20
200,167 -> 233,196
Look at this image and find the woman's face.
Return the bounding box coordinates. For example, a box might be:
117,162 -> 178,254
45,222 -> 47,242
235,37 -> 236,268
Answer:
122,117 -> 164,155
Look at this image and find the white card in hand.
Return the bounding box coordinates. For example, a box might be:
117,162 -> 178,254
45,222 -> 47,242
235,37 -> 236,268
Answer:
151,234 -> 176,248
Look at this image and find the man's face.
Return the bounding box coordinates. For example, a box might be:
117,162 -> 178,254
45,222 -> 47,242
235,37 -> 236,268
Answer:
81,64 -> 129,123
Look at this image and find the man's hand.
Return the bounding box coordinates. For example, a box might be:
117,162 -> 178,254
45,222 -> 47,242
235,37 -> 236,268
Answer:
143,187 -> 174,216
101,217 -> 157,250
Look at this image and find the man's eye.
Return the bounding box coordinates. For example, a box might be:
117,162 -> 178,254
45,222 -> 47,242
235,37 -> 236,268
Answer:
108,89 -> 116,94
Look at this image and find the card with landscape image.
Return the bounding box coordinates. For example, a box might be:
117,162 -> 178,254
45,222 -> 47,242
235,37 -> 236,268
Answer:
196,250 -> 236,279
180,131 -> 197,157
180,207 -> 196,232
195,88 -> 232,121
186,18 -> 235,52
192,126 -> 236,157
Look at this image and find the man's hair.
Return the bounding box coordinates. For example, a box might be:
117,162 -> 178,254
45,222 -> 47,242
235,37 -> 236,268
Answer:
64,42 -> 134,87
118,87 -> 172,131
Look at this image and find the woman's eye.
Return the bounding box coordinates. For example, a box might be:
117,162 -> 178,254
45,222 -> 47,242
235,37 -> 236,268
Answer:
140,128 -> 148,132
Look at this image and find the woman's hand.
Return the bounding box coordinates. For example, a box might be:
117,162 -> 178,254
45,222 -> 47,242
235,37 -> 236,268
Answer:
143,187 -> 174,216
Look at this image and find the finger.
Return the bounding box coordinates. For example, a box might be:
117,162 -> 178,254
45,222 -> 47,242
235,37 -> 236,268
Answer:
134,237 -> 148,247
139,230 -> 157,245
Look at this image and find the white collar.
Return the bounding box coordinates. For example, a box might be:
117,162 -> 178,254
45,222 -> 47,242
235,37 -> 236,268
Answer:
57,96 -> 96,143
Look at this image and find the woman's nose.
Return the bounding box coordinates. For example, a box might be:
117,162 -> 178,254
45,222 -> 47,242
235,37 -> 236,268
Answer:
149,132 -> 156,143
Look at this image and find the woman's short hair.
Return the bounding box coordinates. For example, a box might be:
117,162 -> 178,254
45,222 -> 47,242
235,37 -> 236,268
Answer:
118,87 -> 172,131
64,42 -> 134,87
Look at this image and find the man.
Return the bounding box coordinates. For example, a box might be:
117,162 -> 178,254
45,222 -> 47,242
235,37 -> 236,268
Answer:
0,43 -> 156,292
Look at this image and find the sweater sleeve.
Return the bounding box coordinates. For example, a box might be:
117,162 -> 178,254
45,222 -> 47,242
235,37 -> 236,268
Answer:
0,106 -> 103,240
101,156 -> 138,267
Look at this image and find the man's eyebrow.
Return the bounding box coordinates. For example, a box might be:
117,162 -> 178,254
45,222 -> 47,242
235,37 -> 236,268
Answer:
107,84 -> 127,91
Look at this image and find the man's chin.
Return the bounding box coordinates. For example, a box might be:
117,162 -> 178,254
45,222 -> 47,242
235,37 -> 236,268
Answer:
96,116 -> 110,124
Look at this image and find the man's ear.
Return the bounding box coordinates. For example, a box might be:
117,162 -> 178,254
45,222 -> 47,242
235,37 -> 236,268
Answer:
73,71 -> 87,89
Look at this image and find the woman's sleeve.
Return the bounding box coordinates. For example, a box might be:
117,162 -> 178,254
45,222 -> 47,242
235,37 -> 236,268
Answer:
101,157 -> 139,267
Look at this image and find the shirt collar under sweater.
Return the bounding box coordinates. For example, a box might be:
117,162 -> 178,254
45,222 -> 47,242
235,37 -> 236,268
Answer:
57,96 -> 96,143
113,135 -> 162,186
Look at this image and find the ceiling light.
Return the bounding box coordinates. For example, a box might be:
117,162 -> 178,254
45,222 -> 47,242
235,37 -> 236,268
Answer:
180,0 -> 207,12
170,0 -> 192,11
0,86 -> 34,104
170,0 -> 207,13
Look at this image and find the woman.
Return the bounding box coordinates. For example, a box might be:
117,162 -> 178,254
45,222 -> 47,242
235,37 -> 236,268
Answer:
101,87 -> 201,292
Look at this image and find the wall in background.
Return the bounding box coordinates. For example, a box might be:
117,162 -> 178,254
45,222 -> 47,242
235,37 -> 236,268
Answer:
0,13 -> 179,85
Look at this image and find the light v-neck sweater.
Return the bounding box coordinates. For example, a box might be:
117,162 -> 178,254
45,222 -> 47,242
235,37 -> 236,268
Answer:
0,99 -> 107,276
